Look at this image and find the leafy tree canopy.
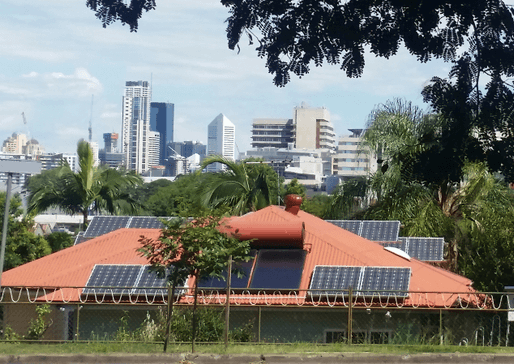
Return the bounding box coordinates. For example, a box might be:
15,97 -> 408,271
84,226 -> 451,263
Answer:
86,1 -> 514,86
0,192 -> 51,271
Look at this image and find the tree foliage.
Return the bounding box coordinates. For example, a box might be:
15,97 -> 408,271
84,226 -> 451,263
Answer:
27,141 -> 143,225
0,193 -> 51,271
199,156 -> 277,215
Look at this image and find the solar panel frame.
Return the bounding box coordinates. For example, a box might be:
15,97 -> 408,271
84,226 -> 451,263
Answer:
132,266 -> 169,296
326,220 -> 362,235
83,216 -> 131,237
309,265 -> 411,297
129,217 -> 165,229
399,237 -> 445,261
82,264 -> 141,295
360,267 -> 411,297
249,249 -> 307,290
360,221 -> 400,242
309,265 -> 362,295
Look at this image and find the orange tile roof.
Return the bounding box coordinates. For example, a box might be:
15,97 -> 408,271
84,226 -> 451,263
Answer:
2,205 -> 475,307
2,228 -> 161,301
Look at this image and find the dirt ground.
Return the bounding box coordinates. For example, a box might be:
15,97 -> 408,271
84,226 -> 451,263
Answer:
2,353 -> 514,364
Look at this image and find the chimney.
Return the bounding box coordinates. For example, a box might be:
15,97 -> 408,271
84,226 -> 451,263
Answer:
285,194 -> 303,215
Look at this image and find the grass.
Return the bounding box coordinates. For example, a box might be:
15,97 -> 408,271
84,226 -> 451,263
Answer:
1,342 -> 514,356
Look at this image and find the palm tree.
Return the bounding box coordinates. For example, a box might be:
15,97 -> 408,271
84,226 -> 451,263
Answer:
28,141 -> 143,227
199,156 -> 275,215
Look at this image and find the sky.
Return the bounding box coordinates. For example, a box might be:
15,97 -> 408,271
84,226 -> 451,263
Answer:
2,0 -> 452,156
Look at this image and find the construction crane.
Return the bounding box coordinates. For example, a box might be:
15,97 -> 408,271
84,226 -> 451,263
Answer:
88,95 -> 94,142
21,112 -> 27,125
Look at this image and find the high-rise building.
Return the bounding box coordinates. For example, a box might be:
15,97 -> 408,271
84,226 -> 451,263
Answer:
207,113 -> 235,172
251,104 -> 336,150
150,102 -> 174,164
121,81 -> 152,174
103,133 -> 119,153
148,130 -> 161,167
2,133 -> 28,154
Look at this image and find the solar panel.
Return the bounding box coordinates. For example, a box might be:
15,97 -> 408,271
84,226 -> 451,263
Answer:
310,266 -> 361,295
309,266 -> 411,297
129,217 -> 165,229
133,266 -> 168,295
198,251 -> 257,290
83,265 -> 141,295
325,220 -> 362,235
360,221 -> 400,241
83,216 -> 131,237
325,220 -> 400,241
399,237 -> 444,261
360,267 -> 410,297
73,231 -> 90,245
250,249 -> 307,290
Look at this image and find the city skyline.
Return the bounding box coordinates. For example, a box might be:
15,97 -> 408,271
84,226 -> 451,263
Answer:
2,1 -> 450,156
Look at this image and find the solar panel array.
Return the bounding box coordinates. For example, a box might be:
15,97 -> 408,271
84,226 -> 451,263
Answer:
198,251 -> 257,290
83,264 -> 180,296
380,238 -> 445,261
309,266 -> 411,297
81,216 -> 169,239
250,249 -> 307,290
326,220 -> 400,241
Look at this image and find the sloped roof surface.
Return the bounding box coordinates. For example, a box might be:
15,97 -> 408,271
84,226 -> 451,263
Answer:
3,205 -> 474,306
2,228 -> 161,301
225,205 -> 473,302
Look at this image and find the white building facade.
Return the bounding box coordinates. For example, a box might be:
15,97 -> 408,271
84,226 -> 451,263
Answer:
207,113 -> 235,172
334,129 -> 378,179
121,81 -> 152,174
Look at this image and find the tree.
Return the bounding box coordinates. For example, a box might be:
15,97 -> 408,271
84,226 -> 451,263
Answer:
28,141 -> 143,226
45,232 -> 74,253
199,156 -> 277,215
0,192 -> 51,271
86,1 -> 514,85
138,216 -> 251,352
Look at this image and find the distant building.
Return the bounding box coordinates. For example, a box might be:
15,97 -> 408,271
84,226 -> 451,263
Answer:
251,119 -> 294,149
334,129 -> 377,180
207,114 -> 235,172
168,141 -> 206,159
103,133 -> 119,153
87,141 -> 99,167
251,104 -> 336,150
122,81 -> 152,174
150,102 -> 174,164
99,133 -> 124,168
1,133 -> 45,156
147,131 -> 161,168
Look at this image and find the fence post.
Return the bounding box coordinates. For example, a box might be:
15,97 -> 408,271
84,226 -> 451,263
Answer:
439,309 -> 443,345
224,255 -> 232,349
348,287 -> 353,345
75,303 -> 80,342
258,306 -> 261,343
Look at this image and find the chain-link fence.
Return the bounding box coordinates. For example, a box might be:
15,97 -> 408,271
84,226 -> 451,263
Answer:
1,287 -> 513,346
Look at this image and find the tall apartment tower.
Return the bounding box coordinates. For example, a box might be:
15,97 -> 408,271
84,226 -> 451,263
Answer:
207,113 -> 235,172
121,81 -> 151,174
150,102 -> 174,164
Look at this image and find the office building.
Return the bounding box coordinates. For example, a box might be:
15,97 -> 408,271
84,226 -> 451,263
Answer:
168,141 -> 206,159
251,104 -> 336,150
334,129 -> 378,179
150,102 -> 174,164
251,119 -> 294,149
207,113 -> 235,172
121,81 -> 152,174
103,133 -> 119,153
147,131 -> 161,167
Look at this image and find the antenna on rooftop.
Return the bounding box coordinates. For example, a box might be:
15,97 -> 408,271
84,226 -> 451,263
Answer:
88,95 -> 94,142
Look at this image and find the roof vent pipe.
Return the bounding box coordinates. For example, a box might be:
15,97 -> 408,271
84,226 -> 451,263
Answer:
285,194 -> 302,215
